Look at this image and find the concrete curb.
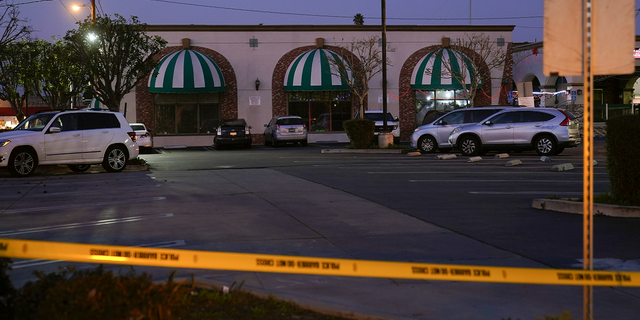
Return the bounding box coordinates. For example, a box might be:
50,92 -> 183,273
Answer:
35,164 -> 149,173
532,199 -> 640,218
321,148 -> 408,154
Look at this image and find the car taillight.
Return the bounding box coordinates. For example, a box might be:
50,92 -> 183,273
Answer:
128,132 -> 136,141
559,110 -> 571,126
140,133 -> 149,138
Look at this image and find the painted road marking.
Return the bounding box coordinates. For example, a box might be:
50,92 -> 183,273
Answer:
0,213 -> 174,236
0,197 -> 166,215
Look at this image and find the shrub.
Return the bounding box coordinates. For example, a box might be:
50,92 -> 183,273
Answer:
0,258 -> 16,320
11,266 -> 190,320
343,118 -> 375,149
605,115 -> 640,206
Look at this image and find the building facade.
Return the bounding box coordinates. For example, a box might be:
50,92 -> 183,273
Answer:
126,25 -> 514,147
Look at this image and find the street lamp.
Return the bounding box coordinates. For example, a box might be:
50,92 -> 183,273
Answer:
72,0 -> 95,23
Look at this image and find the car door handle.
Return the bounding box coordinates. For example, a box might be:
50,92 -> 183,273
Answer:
102,130 -> 109,133
535,124 -> 542,127
73,133 -> 81,137
505,126 -> 512,129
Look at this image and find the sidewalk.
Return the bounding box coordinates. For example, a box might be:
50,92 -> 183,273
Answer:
141,164 -> 639,320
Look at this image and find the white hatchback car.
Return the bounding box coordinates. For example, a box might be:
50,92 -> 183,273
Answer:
0,110 -> 139,177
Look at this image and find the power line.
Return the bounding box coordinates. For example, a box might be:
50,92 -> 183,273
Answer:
149,0 -> 543,22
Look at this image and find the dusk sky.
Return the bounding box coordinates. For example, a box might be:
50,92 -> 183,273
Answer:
9,0 -> 640,42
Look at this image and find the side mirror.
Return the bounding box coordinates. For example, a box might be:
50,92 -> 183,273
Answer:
264,124 -> 268,127
49,127 -> 61,133
248,125 -> 253,129
440,121 -> 448,125
483,121 -> 493,126
394,117 -> 399,122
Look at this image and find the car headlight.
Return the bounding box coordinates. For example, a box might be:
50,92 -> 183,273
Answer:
245,127 -> 250,135
216,127 -> 221,135
0,139 -> 10,147
450,127 -> 463,136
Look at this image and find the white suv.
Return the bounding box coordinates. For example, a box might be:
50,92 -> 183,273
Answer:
0,110 -> 139,177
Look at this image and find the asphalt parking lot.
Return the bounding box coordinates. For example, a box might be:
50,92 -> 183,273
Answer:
3,139 -> 640,319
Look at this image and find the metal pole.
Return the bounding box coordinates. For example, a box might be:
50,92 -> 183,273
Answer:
582,0 -> 594,319
470,0 -> 472,25
381,0 -> 388,134
90,0 -> 95,23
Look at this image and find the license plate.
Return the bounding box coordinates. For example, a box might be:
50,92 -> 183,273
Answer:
288,128 -> 295,133
230,132 -> 237,136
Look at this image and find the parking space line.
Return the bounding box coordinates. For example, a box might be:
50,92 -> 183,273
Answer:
0,213 -> 174,236
1,197 -> 166,215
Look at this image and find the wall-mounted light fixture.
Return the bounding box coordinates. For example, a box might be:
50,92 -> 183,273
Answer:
577,89 -> 583,96
255,78 -> 260,91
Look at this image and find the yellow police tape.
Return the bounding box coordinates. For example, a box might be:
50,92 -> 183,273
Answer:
1,238 -> 639,287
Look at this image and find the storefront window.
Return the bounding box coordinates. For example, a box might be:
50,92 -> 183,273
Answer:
154,93 -> 220,135
288,91 -> 352,132
415,90 -> 469,126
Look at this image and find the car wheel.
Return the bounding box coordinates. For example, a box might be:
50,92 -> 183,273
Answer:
459,136 -> 480,156
535,135 -> 557,156
102,146 -> 128,172
8,148 -> 36,177
418,135 -> 437,153
301,140 -> 308,147
68,164 -> 91,172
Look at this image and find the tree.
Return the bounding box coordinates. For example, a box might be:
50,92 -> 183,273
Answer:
31,38 -> 89,110
353,13 -> 364,25
422,33 -> 508,107
0,4 -> 31,48
327,36 -> 394,119
64,14 -> 167,111
0,41 -> 38,122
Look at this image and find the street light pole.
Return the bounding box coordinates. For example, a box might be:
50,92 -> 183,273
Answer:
90,0 -> 95,23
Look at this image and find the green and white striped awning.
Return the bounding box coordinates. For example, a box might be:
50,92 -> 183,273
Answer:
88,97 -> 108,110
148,49 -> 225,93
410,48 -> 479,90
284,49 -> 351,91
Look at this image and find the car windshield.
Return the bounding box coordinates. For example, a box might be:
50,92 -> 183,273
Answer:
13,113 -> 56,131
364,113 -> 395,122
130,124 -> 146,131
220,119 -> 247,126
276,118 -> 303,125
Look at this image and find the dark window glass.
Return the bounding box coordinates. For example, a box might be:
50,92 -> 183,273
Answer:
440,111 -> 465,125
466,109 -> 501,123
154,93 -> 220,135
288,91 -> 352,131
540,112 -> 555,121
276,118 -> 304,125
489,112 -> 516,124
220,119 -> 247,126
517,111 -> 542,123
53,114 -> 79,132
80,113 -> 119,130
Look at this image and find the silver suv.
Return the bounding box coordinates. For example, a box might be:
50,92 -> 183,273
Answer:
410,106 -> 517,153
0,110 -> 139,177
263,116 -> 308,147
449,108 -> 581,156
